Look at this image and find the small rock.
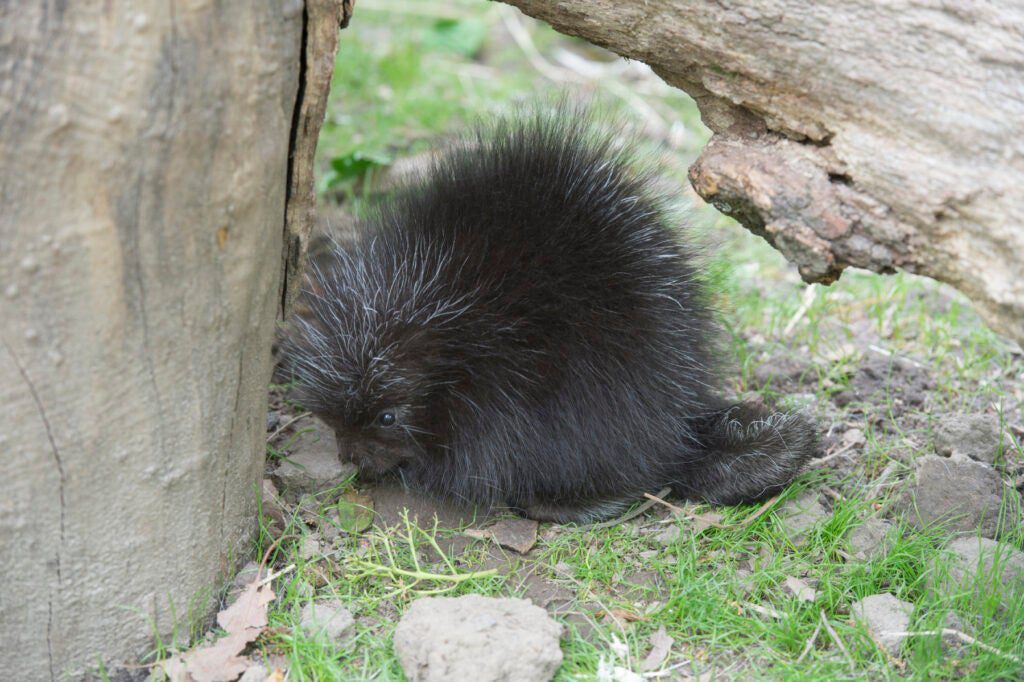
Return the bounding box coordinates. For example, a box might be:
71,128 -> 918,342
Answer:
901,455 -> 1018,538
266,410 -> 281,433
777,492 -> 830,544
851,593 -> 914,655
933,537 -> 1024,608
654,524 -> 681,546
934,413 -> 1005,465
847,517 -> 893,562
486,518 -> 539,554
272,419 -> 356,499
393,595 -> 563,682
299,600 -> 354,642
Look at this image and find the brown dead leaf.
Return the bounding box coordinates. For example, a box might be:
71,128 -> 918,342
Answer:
182,581 -> 276,682
185,632 -> 251,682
266,670 -> 286,682
641,625 -> 674,671
217,581 -> 275,633
596,608 -> 643,623
155,655 -> 190,682
783,576 -> 817,603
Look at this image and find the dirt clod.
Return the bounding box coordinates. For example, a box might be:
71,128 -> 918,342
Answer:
851,593 -> 913,655
934,413 -> 1005,465
393,595 -> 563,682
777,492 -> 830,544
931,537 -> 1024,608
654,523 -> 681,546
299,600 -> 354,642
900,455 -> 1018,539
847,517 -> 893,562
834,354 -> 932,409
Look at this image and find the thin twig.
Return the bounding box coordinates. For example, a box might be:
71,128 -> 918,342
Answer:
736,495 -> 781,528
645,493 -> 779,531
783,285 -> 818,336
260,533 -> 299,571
355,563 -> 497,583
886,630 -> 1023,664
643,659 -> 693,678
809,442 -> 856,466
820,610 -> 855,670
796,620 -> 823,664
499,7 -> 672,138
266,411 -> 311,443
643,492 -> 686,515
257,563 -> 295,587
581,487 -> 672,530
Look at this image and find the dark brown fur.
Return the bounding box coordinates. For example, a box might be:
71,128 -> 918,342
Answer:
278,111 -> 818,522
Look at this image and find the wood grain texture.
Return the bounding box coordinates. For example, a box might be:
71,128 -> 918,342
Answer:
0,1 -> 340,676
503,0 -> 1024,343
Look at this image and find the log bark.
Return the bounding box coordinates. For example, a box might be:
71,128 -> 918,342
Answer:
0,1 -> 346,677
502,0 -> 1024,344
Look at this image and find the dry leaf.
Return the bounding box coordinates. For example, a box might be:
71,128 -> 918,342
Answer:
182,581 -> 276,682
596,608 -> 643,623
337,491 -> 374,533
218,581 -> 275,633
641,625 -> 674,671
185,633 -> 251,682
742,601 -> 785,620
154,655 -> 190,682
267,669 -> 286,682
783,576 -> 817,603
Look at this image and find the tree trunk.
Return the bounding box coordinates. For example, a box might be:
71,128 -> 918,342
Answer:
0,1 -> 345,677
502,0 -> 1024,344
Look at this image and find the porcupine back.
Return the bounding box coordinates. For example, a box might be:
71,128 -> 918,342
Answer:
279,110 -> 818,522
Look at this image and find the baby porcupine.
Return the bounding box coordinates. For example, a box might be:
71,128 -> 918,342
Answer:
279,111 -> 818,523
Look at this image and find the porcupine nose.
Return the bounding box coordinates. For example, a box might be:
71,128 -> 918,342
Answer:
333,430 -> 358,465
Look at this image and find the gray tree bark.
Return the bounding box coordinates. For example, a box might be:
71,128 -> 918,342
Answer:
503,0 -> 1024,344
0,1 -> 346,677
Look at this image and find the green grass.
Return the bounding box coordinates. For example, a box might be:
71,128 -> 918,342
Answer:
238,477 -> 1023,680
148,1 -> 1024,679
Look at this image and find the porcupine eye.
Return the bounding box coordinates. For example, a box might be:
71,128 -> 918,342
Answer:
377,411 -> 397,427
